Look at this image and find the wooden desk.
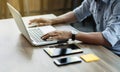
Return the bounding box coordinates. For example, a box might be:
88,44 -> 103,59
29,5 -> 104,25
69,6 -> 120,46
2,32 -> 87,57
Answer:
0,14 -> 120,72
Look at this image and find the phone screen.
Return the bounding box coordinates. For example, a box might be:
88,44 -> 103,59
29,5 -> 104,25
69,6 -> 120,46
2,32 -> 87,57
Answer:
44,44 -> 83,57
54,56 -> 82,66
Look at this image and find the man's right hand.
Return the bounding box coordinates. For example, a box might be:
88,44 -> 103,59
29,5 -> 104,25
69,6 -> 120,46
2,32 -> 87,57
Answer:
29,18 -> 53,27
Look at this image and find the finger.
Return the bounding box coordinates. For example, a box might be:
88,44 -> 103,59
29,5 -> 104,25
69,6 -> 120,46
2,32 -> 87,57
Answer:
41,33 -> 57,40
47,35 -> 65,41
37,23 -> 51,26
46,37 -> 56,41
41,30 -> 60,40
29,19 -> 39,24
29,19 -> 36,24
43,34 -> 59,41
41,34 -> 50,40
49,36 -> 59,40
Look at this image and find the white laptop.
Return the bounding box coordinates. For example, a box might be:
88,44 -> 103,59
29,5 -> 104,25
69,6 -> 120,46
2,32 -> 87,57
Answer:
7,3 -> 59,46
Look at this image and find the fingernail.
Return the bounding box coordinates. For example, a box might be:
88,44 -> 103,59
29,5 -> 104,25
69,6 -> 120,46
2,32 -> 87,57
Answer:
41,37 -> 46,41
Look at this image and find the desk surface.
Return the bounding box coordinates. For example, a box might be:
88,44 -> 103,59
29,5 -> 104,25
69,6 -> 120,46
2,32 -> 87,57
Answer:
0,14 -> 120,72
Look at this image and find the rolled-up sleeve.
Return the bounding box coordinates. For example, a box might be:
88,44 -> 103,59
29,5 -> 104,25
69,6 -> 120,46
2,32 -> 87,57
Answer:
102,2 -> 120,47
73,0 -> 91,22
102,23 -> 120,47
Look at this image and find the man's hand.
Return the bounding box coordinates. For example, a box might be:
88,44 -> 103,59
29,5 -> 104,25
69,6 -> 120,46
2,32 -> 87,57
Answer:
29,11 -> 77,27
41,30 -> 72,41
29,18 -> 53,27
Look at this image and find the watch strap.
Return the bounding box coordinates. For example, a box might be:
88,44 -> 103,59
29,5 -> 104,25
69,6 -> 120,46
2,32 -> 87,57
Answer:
71,33 -> 76,40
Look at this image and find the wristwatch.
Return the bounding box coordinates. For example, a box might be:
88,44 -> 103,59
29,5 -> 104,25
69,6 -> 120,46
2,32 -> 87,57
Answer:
71,33 -> 76,41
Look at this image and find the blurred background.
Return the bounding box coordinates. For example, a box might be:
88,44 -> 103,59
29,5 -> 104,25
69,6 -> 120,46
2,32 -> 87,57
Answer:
0,0 -> 82,19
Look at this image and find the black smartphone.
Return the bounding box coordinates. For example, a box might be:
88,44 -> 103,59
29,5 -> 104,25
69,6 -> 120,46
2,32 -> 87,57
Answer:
44,44 -> 83,57
54,56 -> 82,66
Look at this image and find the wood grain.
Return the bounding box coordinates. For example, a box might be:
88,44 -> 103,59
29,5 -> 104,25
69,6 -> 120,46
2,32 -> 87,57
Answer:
0,14 -> 120,72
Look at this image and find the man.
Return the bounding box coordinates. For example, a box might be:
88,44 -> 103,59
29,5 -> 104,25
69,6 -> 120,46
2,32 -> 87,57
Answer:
29,0 -> 120,56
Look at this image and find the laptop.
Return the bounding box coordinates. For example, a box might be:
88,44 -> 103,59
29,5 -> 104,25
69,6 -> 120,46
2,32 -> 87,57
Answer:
7,3 -> 59,46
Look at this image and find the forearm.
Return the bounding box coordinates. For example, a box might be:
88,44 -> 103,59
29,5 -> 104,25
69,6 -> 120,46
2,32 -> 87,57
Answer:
51,11 -> 77,25
75,32 -> 111,47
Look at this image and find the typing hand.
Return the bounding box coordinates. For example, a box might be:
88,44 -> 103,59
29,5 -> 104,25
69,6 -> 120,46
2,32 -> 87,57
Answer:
41,30 -> 72,41
29,18 -> 52,27
28,23 -> 38,28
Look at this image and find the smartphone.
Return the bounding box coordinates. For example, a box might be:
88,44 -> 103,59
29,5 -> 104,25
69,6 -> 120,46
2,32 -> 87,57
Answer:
44,44 -> 83,57
54,56 -> 82,66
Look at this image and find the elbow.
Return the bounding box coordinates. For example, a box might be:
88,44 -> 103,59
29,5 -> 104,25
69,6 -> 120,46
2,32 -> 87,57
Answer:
102,39 -> 112,48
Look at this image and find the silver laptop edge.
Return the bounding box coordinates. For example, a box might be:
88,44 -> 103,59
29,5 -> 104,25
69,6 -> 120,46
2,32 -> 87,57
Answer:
7,3 -> 57,46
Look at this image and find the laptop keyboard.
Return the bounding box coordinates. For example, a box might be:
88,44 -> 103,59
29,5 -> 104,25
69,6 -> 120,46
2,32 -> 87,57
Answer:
28,28 -> 44,43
